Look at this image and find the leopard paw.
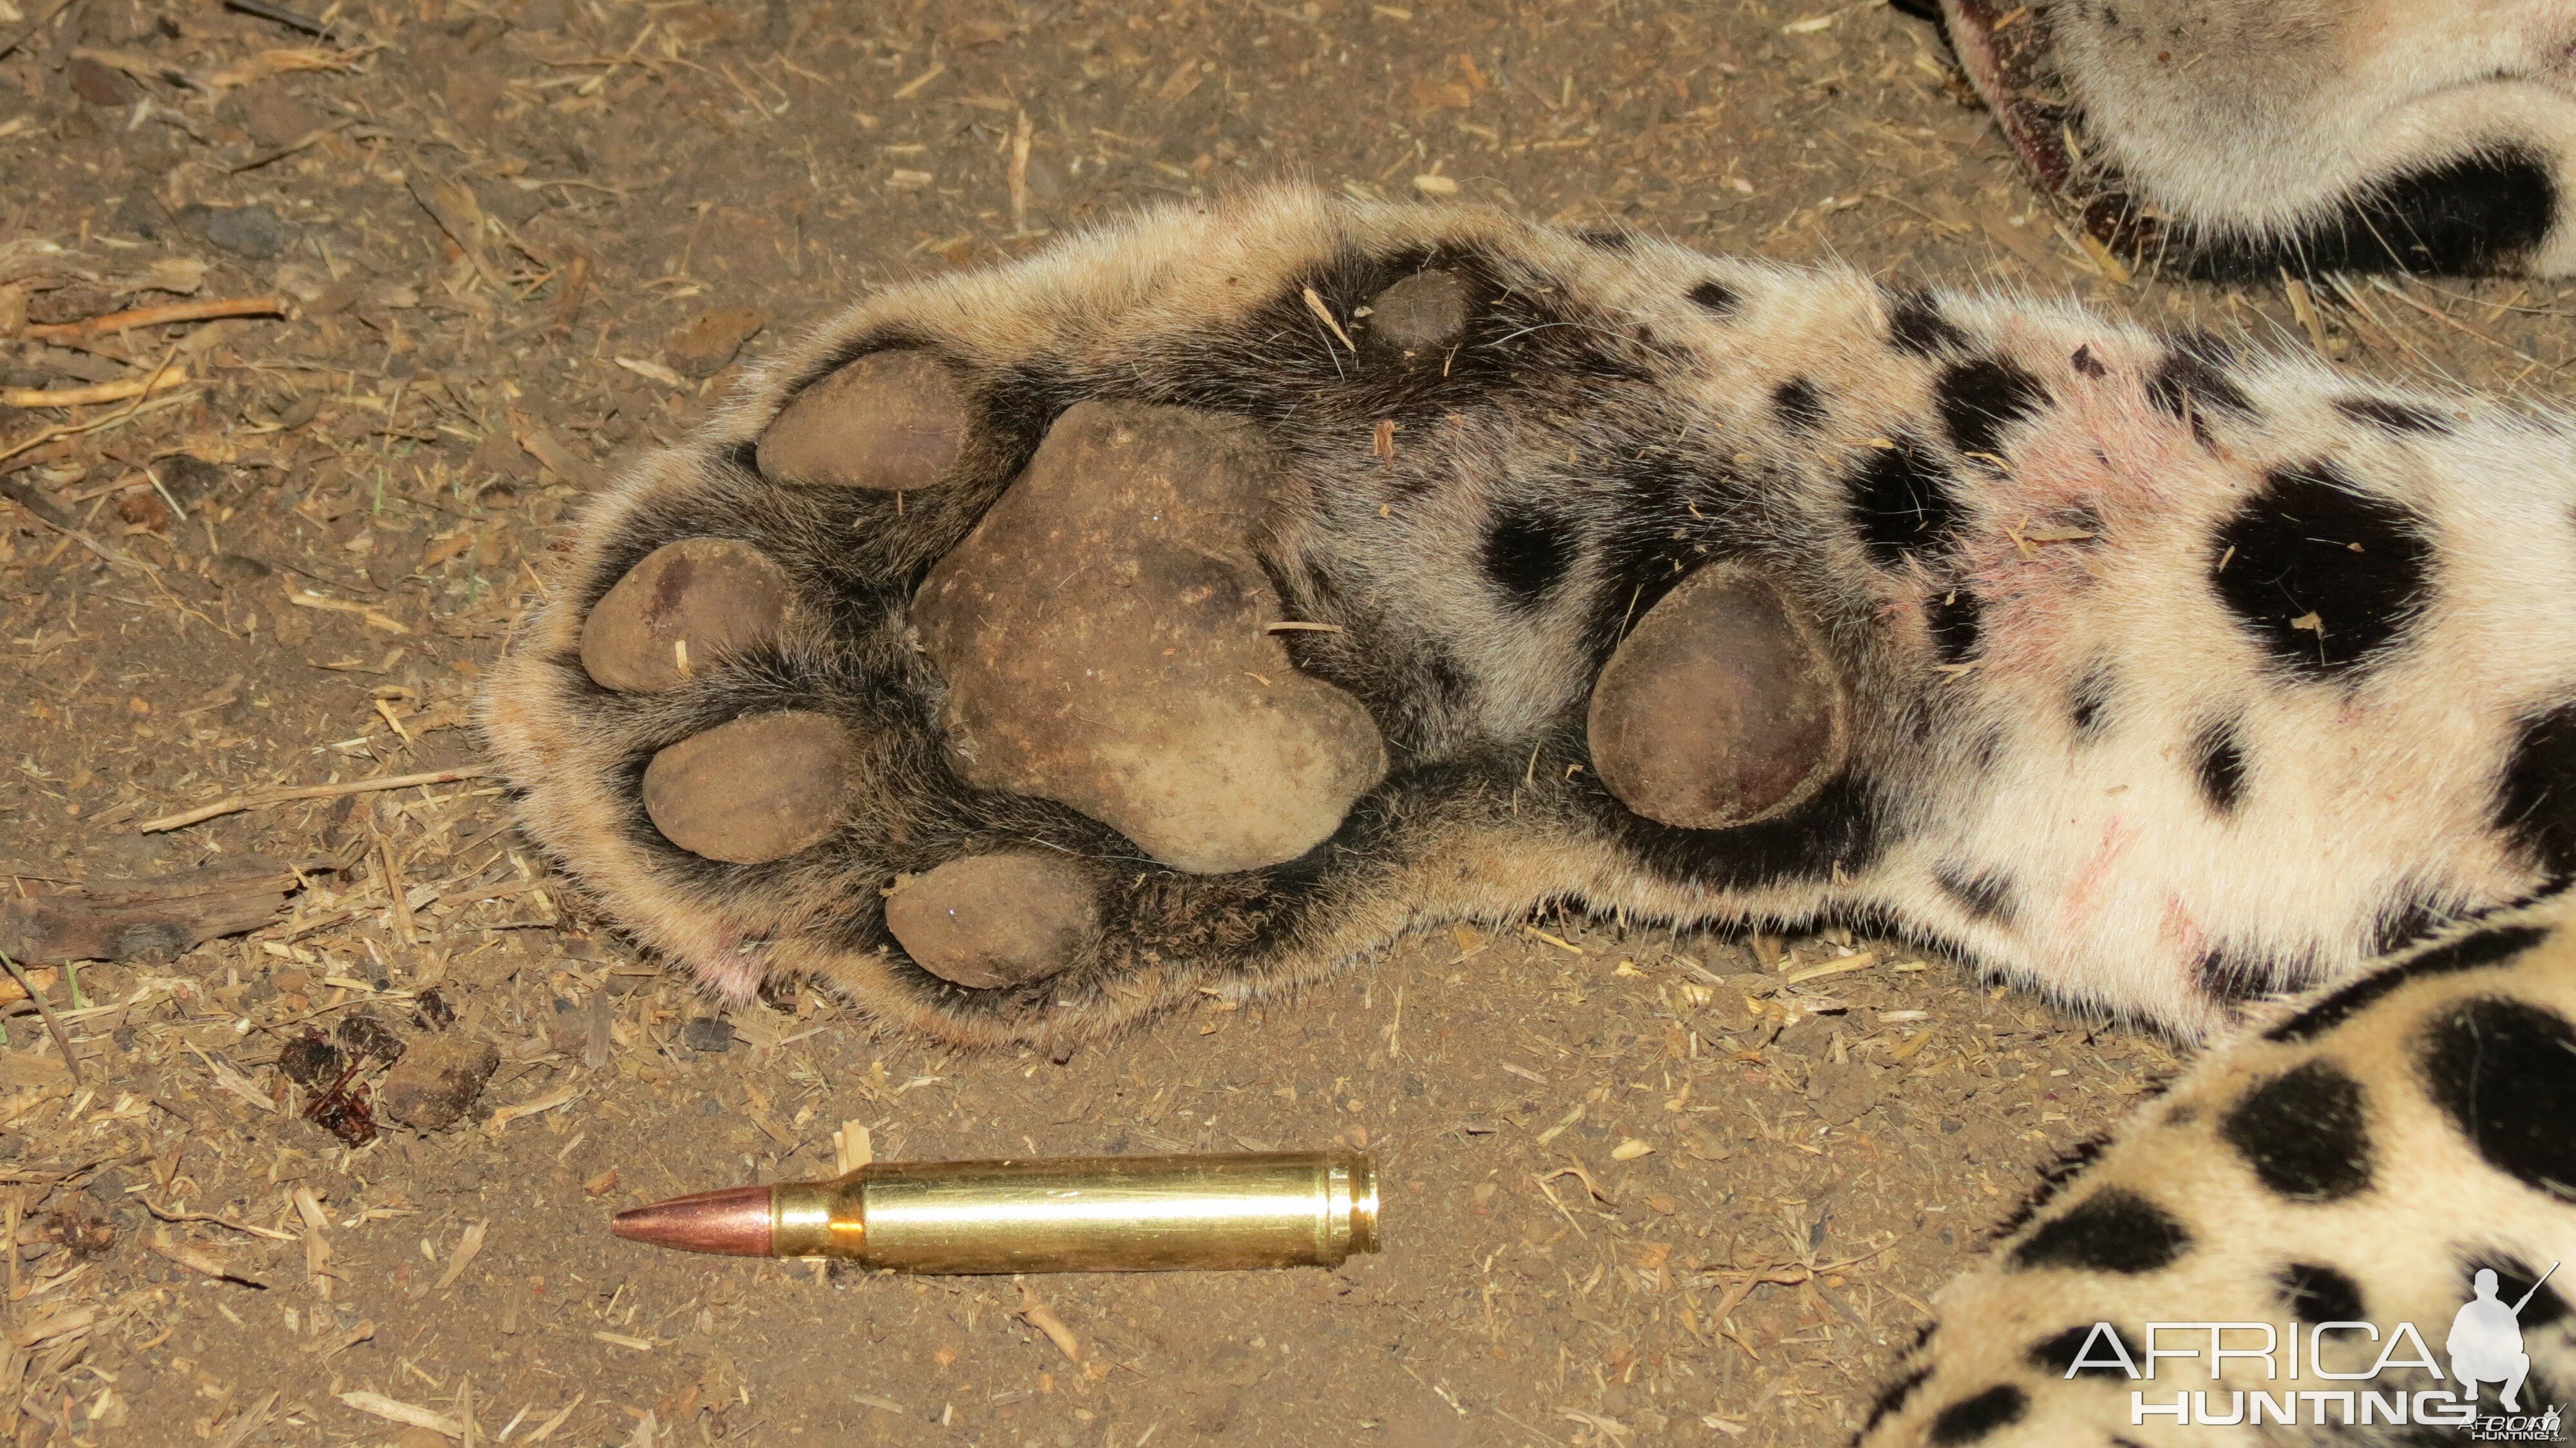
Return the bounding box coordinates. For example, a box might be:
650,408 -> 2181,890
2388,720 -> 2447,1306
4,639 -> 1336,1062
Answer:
486,186 -> 2576,1046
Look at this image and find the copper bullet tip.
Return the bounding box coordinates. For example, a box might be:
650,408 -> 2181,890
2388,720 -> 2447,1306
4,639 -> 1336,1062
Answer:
611,1184 -> 773,1256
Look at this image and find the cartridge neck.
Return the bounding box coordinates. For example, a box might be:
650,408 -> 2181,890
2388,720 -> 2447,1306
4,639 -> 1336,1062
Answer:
773,1177 -> 859,1259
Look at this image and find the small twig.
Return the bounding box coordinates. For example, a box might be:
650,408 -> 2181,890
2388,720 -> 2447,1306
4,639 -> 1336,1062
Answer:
222,0 -> 348,42
2369,276 -> 2566,375
1016,1280 -> 1083,1363
231,120 -> 352,173
1301,287 -> 1356,352
0,949 -> 83,1085
376,828 -> 417,946
140,767 -> 500,834
0,378 -> 198,468
25,296 -> 284,341
0,476 -> 78,531
1,363 -> 192,410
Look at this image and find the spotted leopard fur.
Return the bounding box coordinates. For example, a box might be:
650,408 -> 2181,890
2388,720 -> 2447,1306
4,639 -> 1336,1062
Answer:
1859,899 -> 2576,1445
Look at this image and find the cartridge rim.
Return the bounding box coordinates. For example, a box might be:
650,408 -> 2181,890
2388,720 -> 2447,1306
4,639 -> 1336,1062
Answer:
1335,1149 -> 1380,1257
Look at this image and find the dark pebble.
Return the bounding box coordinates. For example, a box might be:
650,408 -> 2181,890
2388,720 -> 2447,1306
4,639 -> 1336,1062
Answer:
204,204 -> 296,259
68,57 -> 136,107
277,1031 -> 345,1088
413,987 -> 456,1031
335,1014 -> 406,1067
680,1016 -> 734,1053
208,553 -> 272,588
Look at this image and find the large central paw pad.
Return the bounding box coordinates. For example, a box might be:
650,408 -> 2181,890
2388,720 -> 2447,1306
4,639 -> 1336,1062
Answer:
916,401 -> 1388,875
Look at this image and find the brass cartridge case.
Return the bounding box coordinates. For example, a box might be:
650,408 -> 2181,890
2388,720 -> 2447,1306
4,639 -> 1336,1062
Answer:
770,1150 -> 1377,1273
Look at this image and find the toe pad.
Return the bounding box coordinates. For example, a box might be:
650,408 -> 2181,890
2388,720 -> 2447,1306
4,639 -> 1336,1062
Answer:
1587,564 -> 1849,831
756,350 -> 971,490
884,853 -> 1099,989
643,710 -> 851,864
580,538 -> 793,692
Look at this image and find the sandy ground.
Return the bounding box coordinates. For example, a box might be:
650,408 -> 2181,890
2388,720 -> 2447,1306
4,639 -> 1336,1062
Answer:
1,0 -> 2568,1444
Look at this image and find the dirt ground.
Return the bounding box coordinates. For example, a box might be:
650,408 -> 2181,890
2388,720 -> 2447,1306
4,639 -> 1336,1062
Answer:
1,1 -> 2570,1444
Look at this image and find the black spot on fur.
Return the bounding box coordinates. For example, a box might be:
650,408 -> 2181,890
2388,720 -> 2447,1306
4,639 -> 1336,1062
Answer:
2190,713 -> 2248,815
1687,278 -> 1739,316
2029,1324 -> 2143,1379
1964,723 -> 2005,774
1482,508 -> 1575,608
2210,462 -> 2432,678
2270,923 -> 2550,1043
2221,1060 -> 2373,1200
1574,451 -> 1761,668
2070,345 -> 2108,379
1578,227 -> 1637,251
1864,1365 -> 1933,1433
2371,893 -> 2455,957
1926,587 -> 1982,663
2146,338 -> 2255,433
2498,701 -> 2576,875
2069,665 -> 2114,739
2011,1188 -> 2191,1274
2278,1262 -> 2368,1325
1929,1386 -> 2027,1444
1770,376 -> 1825,432
2417,995 -> 2576,1202
2465,1253 -> 2571,1329
2195,946 -> 2287,1006
1596,762 -> 1884,895
1993,1136 -> 2110,1241
1848,437 -> 1964,566
2335,396 -> 2452,435
1936,864 -> 2016,928
2178,148 -> 2558,280
1936,358 -> 2051,462
1887,289 -> 1969,357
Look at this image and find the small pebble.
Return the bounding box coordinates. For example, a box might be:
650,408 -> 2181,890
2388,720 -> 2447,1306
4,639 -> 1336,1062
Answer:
204,204 -> 297,260
207,554 -> 272,589
67,57 -> 135,108
680,1016 -> 735,1053
379,1036 -> 500,1132
335,1014 -> 407,1067
277,1032 -> 345,1088
236,88 -> 322,149
666,307 -> 768,377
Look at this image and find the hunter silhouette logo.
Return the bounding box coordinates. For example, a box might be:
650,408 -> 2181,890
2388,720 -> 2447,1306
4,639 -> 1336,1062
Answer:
2452,1264 -> 2556,1414
2072,1259 -> 2564,1436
